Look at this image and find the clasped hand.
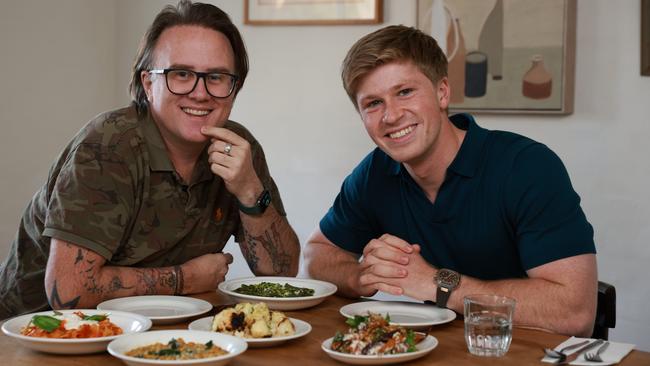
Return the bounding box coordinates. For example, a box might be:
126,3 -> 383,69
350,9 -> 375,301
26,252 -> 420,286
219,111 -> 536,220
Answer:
357,234 -> 436,301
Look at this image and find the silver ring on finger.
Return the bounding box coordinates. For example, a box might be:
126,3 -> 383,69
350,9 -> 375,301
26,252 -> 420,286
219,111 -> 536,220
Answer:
223,143 -> 232,155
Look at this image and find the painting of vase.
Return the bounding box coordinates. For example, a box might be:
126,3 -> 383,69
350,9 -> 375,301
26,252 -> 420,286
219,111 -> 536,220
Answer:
416,0 -> 576,114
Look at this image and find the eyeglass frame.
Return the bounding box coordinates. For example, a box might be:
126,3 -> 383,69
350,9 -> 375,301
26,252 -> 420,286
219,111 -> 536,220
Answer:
148,68 -> 239,98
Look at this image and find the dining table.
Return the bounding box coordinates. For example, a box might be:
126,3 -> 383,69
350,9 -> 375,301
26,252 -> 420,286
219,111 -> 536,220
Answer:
2,290 -> 649,366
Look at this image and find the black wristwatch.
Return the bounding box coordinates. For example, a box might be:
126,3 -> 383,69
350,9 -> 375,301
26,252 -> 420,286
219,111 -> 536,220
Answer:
237,189 -> 271,216
434,268 -> 461,308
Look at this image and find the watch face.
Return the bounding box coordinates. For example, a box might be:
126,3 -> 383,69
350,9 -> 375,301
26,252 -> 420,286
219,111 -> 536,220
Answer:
259,190 -> 271,207
437,269 -> 461,288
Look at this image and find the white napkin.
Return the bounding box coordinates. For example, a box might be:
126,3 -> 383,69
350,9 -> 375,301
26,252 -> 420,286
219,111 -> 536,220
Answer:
542,337 -> 635,365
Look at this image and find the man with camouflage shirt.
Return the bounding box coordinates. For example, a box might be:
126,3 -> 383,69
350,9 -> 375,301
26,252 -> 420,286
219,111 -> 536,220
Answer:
0,0 -> 300,319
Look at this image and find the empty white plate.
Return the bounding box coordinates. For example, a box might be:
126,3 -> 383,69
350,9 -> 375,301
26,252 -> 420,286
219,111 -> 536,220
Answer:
340,301 -> 456,330
97,295 -> 212,325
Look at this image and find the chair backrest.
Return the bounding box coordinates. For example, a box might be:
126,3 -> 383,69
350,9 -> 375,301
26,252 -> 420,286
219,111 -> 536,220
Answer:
592,281 -> 616,340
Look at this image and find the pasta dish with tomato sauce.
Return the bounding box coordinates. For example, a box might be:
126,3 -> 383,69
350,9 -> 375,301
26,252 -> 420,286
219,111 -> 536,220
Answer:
21,311 -> 123,338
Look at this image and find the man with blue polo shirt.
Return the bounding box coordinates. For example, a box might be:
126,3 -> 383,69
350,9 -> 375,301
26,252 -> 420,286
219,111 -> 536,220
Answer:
304,25 -> 597,336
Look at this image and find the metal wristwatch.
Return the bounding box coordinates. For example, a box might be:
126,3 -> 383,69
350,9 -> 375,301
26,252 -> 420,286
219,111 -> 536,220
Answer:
237,189 -> 271,216
434,268 -> 461,308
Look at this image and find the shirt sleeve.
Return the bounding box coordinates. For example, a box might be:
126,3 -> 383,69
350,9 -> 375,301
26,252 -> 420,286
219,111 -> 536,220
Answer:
504,143 -> 596,270
319,156 -> 379,255
42,142 -> 133,260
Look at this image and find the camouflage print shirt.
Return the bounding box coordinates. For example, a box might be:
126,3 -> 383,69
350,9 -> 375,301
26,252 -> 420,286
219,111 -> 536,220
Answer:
0,105 -> 285,319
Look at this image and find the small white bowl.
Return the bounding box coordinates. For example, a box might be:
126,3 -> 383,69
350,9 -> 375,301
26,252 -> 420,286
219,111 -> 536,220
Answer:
1,309 -> 152,354
107,330 -> 247,366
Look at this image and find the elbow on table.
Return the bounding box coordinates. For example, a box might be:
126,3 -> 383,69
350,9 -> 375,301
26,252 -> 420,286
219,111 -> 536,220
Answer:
559,305 -> 596,337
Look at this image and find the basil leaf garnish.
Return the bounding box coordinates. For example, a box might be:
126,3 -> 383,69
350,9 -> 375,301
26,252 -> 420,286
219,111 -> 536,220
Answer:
83,314 -> 107,321
32,315 -> 61,332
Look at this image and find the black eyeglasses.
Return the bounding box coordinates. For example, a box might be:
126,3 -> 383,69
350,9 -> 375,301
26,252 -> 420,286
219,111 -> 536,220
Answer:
149,68 -> 238,98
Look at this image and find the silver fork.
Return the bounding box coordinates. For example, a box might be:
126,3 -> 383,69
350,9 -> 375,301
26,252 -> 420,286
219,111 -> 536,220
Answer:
584,341 -> 609,362
544,339 -> 591,359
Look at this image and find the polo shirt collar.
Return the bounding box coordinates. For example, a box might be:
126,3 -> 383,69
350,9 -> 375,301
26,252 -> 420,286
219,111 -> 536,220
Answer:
386,113 -> 488,178
141,116 -> 214,184
141,116 -> 175,172
447,113 -> 488,178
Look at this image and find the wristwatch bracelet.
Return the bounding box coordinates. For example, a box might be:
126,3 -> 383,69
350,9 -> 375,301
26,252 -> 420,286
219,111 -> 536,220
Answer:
237,189 -> 271,215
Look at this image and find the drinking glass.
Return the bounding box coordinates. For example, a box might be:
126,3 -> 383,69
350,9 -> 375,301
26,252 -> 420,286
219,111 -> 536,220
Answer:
464,294 -> 516,357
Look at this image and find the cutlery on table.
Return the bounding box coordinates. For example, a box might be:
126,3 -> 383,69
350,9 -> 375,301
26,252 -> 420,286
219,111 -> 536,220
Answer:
544,339 -> 591,359
554,339 -> 606,365
584,341 -> 610,363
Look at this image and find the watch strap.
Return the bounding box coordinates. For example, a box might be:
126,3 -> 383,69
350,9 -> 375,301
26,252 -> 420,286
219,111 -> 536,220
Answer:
237,189 -> 271,215
436,286 -> 452,308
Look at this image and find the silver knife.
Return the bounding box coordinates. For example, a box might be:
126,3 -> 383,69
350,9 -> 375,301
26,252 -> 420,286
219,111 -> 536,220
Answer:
556,339 -> 605,365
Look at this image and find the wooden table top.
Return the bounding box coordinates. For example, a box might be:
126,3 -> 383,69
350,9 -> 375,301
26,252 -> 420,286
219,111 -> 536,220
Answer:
2,291 -> 648,365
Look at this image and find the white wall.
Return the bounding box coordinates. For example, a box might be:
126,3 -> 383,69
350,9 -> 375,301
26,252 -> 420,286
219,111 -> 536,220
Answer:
0,0 -> 118,252
1,0 -> 648,351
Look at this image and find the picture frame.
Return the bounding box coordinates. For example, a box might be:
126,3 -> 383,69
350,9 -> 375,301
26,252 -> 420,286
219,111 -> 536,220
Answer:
244,0 -> 382,25
417,0 -> 576,115
641,0 -> 650,76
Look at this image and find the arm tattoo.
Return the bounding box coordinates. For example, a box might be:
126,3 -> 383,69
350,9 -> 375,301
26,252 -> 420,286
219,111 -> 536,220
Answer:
74,249 -> 134,296
241,232 -> 260,273
74,249 -> 83,264
244,220 -> 291,274
48,281 -> 80,309
135,268 -> 158,295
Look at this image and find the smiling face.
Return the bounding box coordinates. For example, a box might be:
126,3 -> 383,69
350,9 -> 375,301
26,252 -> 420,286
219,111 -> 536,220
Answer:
142,25 -> 236,149
355,61 -> 450,167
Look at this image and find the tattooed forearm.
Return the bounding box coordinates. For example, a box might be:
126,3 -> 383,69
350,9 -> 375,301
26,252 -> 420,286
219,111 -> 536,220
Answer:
48,281 -> 80,309
241,232 -> 260,273
135,268 -> 158,295
159,267 -> 176,290
244,220 -> 292,274
108,276 -> 134,293
75,249 -> 84,264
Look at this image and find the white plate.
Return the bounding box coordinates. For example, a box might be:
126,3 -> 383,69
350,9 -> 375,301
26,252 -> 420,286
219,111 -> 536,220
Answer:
188,316 -> 312,348
1,309 -> 151,354
321,335 -> 438,365
340,301 -> 456,330
97,296 -> 212,325
218,277 -> 337,311
108,330 -> 247,366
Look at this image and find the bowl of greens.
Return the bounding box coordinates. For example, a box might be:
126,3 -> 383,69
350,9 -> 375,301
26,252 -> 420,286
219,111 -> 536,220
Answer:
218,277 -> 337,310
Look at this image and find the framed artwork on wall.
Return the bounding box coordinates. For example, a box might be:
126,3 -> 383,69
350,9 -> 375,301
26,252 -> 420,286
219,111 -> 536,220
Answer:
641,0 -> 650,76
417,0 -> 576,114
244,0 -> 382,25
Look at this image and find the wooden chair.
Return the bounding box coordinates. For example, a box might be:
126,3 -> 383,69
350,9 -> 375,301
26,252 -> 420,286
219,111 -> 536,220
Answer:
592,281 -> 616,340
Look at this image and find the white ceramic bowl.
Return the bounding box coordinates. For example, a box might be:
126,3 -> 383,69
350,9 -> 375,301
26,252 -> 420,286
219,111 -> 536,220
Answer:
1,309 -> 152,354
218,277 -> 337,311
108,330 -> 247,366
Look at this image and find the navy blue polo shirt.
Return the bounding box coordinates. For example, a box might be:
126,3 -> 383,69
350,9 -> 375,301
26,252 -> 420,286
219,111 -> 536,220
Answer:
319,114 -> 595,280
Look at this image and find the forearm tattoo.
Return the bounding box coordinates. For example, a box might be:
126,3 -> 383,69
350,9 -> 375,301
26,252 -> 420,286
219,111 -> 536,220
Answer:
244,220 -> 291,274
48,280 -> 80,309
73,247 -> 133,296
70,244 -> 179,298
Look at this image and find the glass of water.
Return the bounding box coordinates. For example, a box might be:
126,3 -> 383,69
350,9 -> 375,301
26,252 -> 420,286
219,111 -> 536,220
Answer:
464,294 -> 516,357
